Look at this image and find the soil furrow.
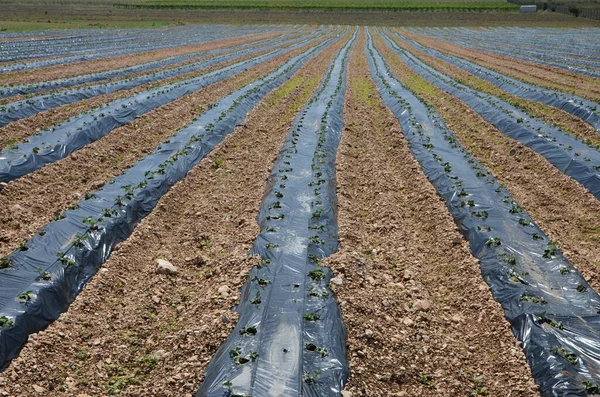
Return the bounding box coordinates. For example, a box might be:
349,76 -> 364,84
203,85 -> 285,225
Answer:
0,31 -> 323,149
372,33 -> 600,293
0,30 -> 290,86
398,29 -> 600,103
0,29 -> 314,106
0,29 -> 347,397
385,33 -> 600,147
0,30 -> 340,259
325,28 -> 536,396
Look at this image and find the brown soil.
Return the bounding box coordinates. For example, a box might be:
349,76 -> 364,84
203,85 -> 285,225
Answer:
0,31 -> 348,397
326,28 -> 537,397
0,29 -> 313,107
0,29 -> 329,150
373,33 -> 600,293
385,32 -> 600,147
0,30 -> 290,86
0,29 -> 341,259
398,29 -> 600,103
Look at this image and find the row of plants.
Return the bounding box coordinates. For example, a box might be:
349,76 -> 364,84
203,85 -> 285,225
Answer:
377,28 -> 600,201
196,28 -> 356,397
366,28 -> 600,396
0,32 -> 339,372
388,28 -> 600,132
0,29 -> 338,184
0,28 -> 302,99
410,27 -> 600,78
0,27 -> 324,126
0,24 -> 275,73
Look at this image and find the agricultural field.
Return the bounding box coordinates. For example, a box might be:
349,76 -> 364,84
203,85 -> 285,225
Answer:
0,19 -> 599,397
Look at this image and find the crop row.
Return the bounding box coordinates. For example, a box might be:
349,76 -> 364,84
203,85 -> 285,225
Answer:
367,28 -> 600,396
0,29 -> 340,372
0,29 -> 333,183
197,27 -> 356,397
387,28 -> 600,132
376,28 -> 600,200
0,29 -> 303,99
0,28 -> 321,126
409,27 -> 600,77
0,24 -> 289,73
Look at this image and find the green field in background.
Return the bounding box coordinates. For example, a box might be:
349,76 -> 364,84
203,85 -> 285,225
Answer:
114,0 -> 520,12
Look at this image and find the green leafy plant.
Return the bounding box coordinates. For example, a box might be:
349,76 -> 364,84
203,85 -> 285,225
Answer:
239,326 -> 257,336
18,290 -> 33,302
303,313 -> 320,322
0,257 -> 14,269
485,237 -> 501,247
308,269 -> 326,282
306,343 -> 328,357
552,347 -> 577,365
250,291 -> 261,305
543,241 -> 558,259
251,276 -> 271,286
0,316 -> 14,328
419,373 -> 436,389
303,370 -> 322,383
537,312 -> 564,330
520,293 -> 546,305
583,381 -> 600,394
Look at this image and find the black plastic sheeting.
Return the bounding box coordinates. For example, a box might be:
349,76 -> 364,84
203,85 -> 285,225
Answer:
196,28 -> 356,397
408,27 -> 600,79
0,29 -> 304,99
0,32 -> 338,373
375,28 -> 600,201
0,25 -> 288,73
0,28 -> 323,125
0,29 -> 334,184
384,28 -> 600,133
366,28 -> 600,396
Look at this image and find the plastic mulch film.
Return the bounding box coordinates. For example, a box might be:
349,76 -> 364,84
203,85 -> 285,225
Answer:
375,28 -> 600,201
0,28 -> 324,125
195,28 -> 357,397
0,33 -> 339,372
0,29 -> 305,99
0,25 -> 289,73
366,28 -> 600,397
407,27 -> 600,78
384,28 -> 600,133
0,29 -> 336,184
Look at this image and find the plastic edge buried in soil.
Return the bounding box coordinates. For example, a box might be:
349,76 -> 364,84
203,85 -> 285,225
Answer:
0,30 -> 341,372
366,27 -> 600,397
195,27 -> 357,397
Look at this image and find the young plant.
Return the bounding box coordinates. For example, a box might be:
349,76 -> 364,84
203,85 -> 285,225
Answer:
250,291 -> 261,305
552,347 -> 577,365
303,370 -> 322,383
303,313 -> 320,322
17,290 -> 33,302
0,257 -> 14,269
308,268 -> 326,282
239,326 -> 258,336
0,316 -> 14,328
306,343 -> 328,358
